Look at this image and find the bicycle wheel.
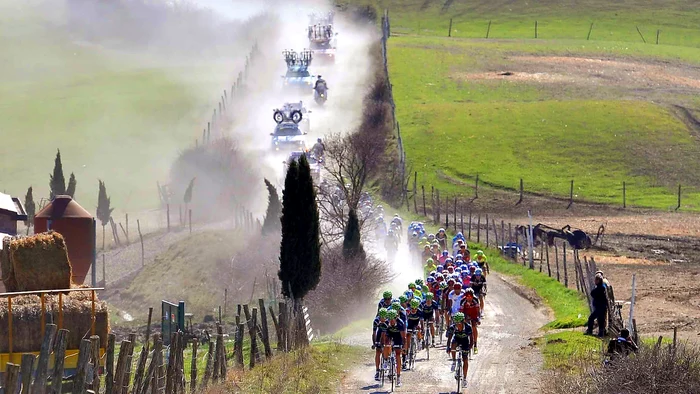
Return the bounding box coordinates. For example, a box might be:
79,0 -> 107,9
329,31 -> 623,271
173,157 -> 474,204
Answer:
409,337 -> 415,369
425,327 -> 430,360
380,355 -> 386,387
455,353 -> 463,393
390,355 -> 396,392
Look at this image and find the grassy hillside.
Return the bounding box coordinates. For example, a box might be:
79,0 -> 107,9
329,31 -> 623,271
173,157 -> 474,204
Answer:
0,3 -> 243,214
348,0 -> 700,209
348,0 -> 700,47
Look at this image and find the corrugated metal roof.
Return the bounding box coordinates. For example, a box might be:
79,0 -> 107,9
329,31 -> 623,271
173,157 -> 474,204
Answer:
0,192 -> 17,215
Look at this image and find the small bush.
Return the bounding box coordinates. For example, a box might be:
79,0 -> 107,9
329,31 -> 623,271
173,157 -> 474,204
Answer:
542,341 -> 700,394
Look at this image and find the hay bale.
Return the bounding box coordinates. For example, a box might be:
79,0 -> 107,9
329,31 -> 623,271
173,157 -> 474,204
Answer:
0,287 -> 109,353
1,236 -> 18,292
9,232 -> 72,292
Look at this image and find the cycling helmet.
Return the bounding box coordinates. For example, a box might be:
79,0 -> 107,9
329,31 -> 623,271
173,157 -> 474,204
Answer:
404,290 -> 414,300
460,270 -> 469,277
453,312 -> 466,323
408,283 -> 416,290
426,292 -> 434,299
391,301 -> 401,310
399,295 -> 408,304
415,279 -> 424,287
426,258 -> 434,265
438,228 -> 445,233
476,250 -> 485,256
464,288 -> 475,295
410,299 -> 420,308
379,308 -> 389,318
456,253 -> 463,260
429,270 -> 437,277
460,264 -> 468,271
445,257 -> 453,264
383,291 -> 392,299
441,270 -> 449,275
454,282 -> 462,288
447,266 -> 455,273
426,277 -> 435,284
475,268 -> 483,276
447,278 -> 455,285
427,233 -> 435,241
469,265 -> 477,271
421,285 -> 429,292
436,273 -> 444,281
437,265 -> 444,272
455,268 -> 462,274
387,309 -> 399,320
442,250 -> 449,256
439,282 -> 448,290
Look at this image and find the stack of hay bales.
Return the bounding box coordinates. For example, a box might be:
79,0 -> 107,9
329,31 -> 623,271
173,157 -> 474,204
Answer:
0,232 -> 109,353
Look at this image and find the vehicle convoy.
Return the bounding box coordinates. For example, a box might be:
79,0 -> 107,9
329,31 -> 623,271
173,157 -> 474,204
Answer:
282,50 -> 315,92
308,23 -> 337,63
270,121 -> 307,152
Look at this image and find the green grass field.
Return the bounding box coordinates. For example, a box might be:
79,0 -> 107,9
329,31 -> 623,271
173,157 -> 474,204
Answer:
371,0 -> 700,210
0,5 -> 239,214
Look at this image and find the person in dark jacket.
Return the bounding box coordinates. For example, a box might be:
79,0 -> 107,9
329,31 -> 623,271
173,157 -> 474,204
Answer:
586,275 -> 609,337
606,328 -> 638,362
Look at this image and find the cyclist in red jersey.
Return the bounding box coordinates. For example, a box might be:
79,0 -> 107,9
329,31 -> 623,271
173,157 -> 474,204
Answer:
461,288 -> 481,353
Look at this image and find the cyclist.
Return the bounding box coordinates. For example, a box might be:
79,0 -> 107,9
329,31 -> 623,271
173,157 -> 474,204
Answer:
377,291 -> 393,312
447,282 -> 466,326
461,288 -> 481,354
424,258 -> 437,279
436,228 -> 448,250
471,268 -> 487,316
385,309 -> 405,387
439,250 -> 449,264
475,250 -> 490,275
422,292 -> 439,345
372,308 -> 390,380
459,244 -> 470,262
404,298 -> 423,369
446,312 -> 472,388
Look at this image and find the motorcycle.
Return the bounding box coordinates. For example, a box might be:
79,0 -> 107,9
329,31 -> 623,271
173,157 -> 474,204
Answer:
314,84 -> 328,105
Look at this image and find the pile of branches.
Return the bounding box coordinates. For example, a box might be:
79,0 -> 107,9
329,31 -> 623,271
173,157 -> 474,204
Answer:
543,341 -> 700,394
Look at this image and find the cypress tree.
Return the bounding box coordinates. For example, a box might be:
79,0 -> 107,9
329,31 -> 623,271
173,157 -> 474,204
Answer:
96,180 -> 114,250
262,178 -> 281,234
278,155 -> 321,300
49,149 -> 66,199
66,172 -> 77,198
24,186 -> 36,234
343,208 -> 366,260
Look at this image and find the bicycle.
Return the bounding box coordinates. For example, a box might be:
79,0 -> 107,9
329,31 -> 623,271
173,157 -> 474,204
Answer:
437,313 -> 445,345
454,345 -> 464,393
423,321 -> 432,360
407,329 -> 418,370
380,342 -> 397,391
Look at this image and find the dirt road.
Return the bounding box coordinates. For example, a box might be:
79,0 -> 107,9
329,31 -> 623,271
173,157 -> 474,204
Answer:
339,273 -> 549,393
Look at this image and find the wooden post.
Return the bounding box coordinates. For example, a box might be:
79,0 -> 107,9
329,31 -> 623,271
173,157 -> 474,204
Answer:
422,185 -> 427,216
516,178 -> 523,205
269,306 -> 280,346
165,334 -> 177,392
153,335 -> 164,394
413,172 -> 418,214
622,181 -> 626,208
445,197 -> 449,230
105,334 -> 116,394
190,341 -> 198,393
460,204 -> 464,234
636,25 -> 647,43
476,215 -> 481,243
33,323 -> 57,394
545,243 -> 551,277
431,186 -> 435,221
113,340 -> 132,394
656,29 -> 660,44
535,20 -> 538,38
74,339 -> 92,394
90,335 -> 101,394
122,333 -> 136,394
567,180 -> 574,209
467,210 -> 472,240
258,299 -> 273,359
453,197 -> 457,232
563,247 -> 569,287
132,338 -> 149,394
555,243 -> 561,281
474,174 -> 479,198
102,254 -> 106,286
202,340 -> 213,388
125,214 -> 129,244
493,219 -> 499,252
587,22 -> 594,40
539,243 -> 543,272
4,363 -> 20,394
248,309 -> 259,369
448,18 -> 453,37
166,204 -> 170,232
50,329 -> 69,394
278,301 -> 288,352
676,184 -> 681,211
509,223 -> 513,244
436,189 -> 441,225
486,20 -> 491,39
485,214 -> 489,247
234,320 -> 245,369
20,354 -> 35,394
136,220 -> 144,267
189,209 -> 192,234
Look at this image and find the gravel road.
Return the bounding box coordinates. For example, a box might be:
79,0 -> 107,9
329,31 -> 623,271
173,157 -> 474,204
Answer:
339,269 -> 548,393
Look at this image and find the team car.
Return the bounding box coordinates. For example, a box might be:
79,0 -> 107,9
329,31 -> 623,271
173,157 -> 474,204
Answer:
273,101 -> 311,133
282,50 -> 315,92
270,122 -> 307,152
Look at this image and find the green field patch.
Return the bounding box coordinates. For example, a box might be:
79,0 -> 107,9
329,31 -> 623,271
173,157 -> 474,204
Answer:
538,331 -> 603,370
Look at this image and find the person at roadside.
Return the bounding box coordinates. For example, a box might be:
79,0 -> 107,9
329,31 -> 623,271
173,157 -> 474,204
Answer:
606,328 -> 638,362
372,308 -> 390,380
586,274 -> 609,337
461,288 -> 481,354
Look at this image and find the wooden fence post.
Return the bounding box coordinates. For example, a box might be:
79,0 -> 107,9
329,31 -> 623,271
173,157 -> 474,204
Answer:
656,29 -> 660,44
422,185 -> 427,216
460,204 -> 464,234
258,299 -> 273,359
486,20 -> 491,39
90,336 -> 101,394
122,333 -> 136,394
587,22 -> 594,40
555,243 -> 561,281
545,243 -> 551,277
234,319 -> 245,369
636,25 -> 647,43
467,210 -> 472,241
445,197 -> 449,230
539,243 -> 543,272
476,215 -> 481,243
20,354 -> 35,394
622,181 -> 626,208
436,189 -> 441,225
474,175 -> 479,199
74,339 -> 92,394
105,334 -> 116,394
563,248 -> 569,287
431,186 -> 435,221
278,301 -> 288,352
50,329 -> 69,394
448,18 -> 453,37
113,340 -> 132,394
33,323 -> 57,394
676,184 -> 681,211
4,363 -> 20,394
516,178 -> 523,205
190,341 -> 198,393
567,180 -> 574,209
166,204 -> 171,232
249,309 -> 259,369
485,214 -> 489,247
132,339 -> 149,394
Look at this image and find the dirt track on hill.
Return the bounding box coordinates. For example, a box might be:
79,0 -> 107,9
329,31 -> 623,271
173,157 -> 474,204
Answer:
338,273 -> 549,393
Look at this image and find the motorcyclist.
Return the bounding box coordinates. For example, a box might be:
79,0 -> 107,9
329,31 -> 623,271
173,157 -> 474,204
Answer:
311,138 -> 325,159
314,75 -> 328,92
